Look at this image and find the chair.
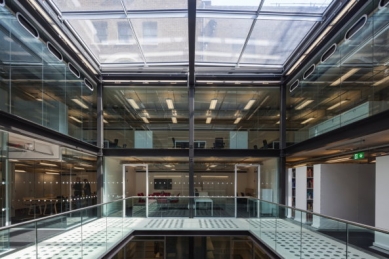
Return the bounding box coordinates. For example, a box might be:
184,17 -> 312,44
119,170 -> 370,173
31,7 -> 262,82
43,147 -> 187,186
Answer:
213,137 -> 225,149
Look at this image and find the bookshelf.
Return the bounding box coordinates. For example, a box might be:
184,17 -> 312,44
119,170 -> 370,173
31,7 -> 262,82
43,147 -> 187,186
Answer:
306,166 -> 313,223
292,168 -> 296,217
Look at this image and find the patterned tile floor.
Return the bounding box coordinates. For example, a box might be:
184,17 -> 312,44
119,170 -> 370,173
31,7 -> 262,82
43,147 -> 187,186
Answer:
0,218 -> 383,259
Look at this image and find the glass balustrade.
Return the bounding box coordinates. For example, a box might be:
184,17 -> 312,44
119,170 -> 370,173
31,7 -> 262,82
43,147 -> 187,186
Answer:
0,196 -> 388,259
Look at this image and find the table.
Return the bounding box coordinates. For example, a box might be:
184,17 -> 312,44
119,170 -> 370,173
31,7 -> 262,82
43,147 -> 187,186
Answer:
23,197 -> 58,215
195,198 -> 213,216
174,140 -> 206,149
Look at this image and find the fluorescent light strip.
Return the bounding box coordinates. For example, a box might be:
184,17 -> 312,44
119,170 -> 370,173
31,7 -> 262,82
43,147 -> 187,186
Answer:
201,176 -> 229,178
39,162 -> 58,167
73,167 -> 84,170
166,98 -> 174,109
295,99 -> 314,110
71,98 -> 88,109
327,100 -> 348,110
209,99 -> 218,110
330,68 -> 359,86
15,170 -> 26,173
69,116 -> 82,123
326,157 -> 351,163
171,117 -> 177,123
103,119 -> 108,124
206,117 -> 212,124
142,117 -> 149,123
45,172 -> 60,175
127,98 -> 140,109
234,117 -> 242,124
372,76 -> 389,86
243,99 -> 256,110
301,118 -> 314,124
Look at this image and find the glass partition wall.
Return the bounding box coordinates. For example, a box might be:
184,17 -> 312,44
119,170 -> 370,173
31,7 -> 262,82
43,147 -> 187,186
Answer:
286,1 -> 389,144
0,4 -> 97,144
0,131 -> 98,225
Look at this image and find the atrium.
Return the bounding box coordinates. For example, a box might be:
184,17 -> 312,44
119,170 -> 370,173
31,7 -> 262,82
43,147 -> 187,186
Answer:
1,0 -> 389,258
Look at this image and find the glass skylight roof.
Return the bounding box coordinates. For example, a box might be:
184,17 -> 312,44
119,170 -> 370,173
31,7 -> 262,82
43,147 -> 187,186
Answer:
45,0 -> 337,74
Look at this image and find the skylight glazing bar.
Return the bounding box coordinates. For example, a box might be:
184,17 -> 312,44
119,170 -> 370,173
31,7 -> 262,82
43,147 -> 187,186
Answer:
61,11 -> 187,20
120,0 -> 147,66
236,0 -> 265,66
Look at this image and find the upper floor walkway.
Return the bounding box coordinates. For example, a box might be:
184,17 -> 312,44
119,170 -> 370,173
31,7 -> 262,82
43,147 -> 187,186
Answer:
0,197 -> 388,259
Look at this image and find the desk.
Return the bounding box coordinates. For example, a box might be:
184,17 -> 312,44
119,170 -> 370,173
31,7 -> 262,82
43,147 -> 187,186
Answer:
195,198 -> 213,216
24,197 -> 58,215
175,140 -> 206,149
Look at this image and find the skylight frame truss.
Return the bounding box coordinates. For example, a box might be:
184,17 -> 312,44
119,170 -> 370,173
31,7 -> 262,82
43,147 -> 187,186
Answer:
41,0 -> 337,74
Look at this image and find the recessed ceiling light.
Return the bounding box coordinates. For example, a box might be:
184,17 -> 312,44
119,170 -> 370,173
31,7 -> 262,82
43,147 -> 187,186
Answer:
234,117 -> 242,124
209,99 -> 218,110
301,118 -> 314,124
142,117 -> 149,123
295,99 -> 314,110
166,98 -> 174,109
71,98 -> 89,109
69,116 -> 82,123
206,117 -> 212,124
327,100 -> 349,110
243,99 -> 256,110
126,98 -> 140,109
172,117 -> 177,123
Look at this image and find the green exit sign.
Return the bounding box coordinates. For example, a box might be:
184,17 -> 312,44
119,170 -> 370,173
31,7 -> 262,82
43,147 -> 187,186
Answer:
354,152 -> 365,160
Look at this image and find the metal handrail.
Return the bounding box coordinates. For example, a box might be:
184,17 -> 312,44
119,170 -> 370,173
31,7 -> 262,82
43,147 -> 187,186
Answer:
1,196 -> 388,235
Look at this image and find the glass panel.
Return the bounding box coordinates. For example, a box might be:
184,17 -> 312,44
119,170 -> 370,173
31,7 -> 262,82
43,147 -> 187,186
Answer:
68,19 -> 143,64
104,87 -> 188,149
124,0 -> 187,10
286,1 -> 388,144
0,6 -> 97,144
261,0 -> 333,14
51,0 -> 124,12
195,18 -> 253,63
196,0 -> 261,11
241,19 -> 317,65
131,18 -> 189,63
301,212 -> 348,259
194,88 -> 280,150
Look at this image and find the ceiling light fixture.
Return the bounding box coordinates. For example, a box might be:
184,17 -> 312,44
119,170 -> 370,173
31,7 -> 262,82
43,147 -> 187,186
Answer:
172,110 -> 177,116
206,117 -> 212,124
15,170 -> 26,173
201,175 -> 229,178
295,99 -> 314,110
372,75 -> 389,86
127,98 -> 140,109
301,117 -> 314,124
326,157 -> 351,163
166,98 -> 174,109
69,116 -> 82,123
209,99 -> 218,110
243,99 -> 256,110
73,167 -> 84,170
141,117 -> 149,123
39,162 -> 58,167
172,117 -> 177,123
330,68 -> 359,86
103,119 -> 108,124
45,172 -> 60,175
71,98 -> 88,109
234,117 -> 242,124
327,100 -> 349,110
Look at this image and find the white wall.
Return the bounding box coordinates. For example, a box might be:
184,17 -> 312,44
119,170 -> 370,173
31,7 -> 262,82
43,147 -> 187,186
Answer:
312,164 -> 375,228
374,156 -> 389,250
